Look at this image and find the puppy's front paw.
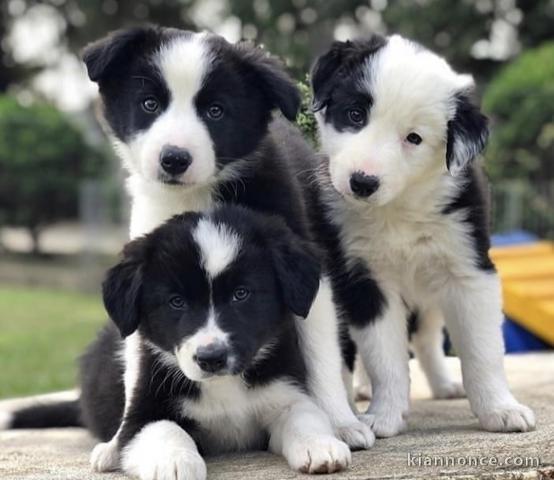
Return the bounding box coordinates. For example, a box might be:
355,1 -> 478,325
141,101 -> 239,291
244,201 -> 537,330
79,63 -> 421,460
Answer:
431,381 -> 465,400
286,435 -> 351,474
335,419 -> 375,450
478,402 -> 535,432
367,409 -> 406,438
122,420 -> 207,480
123,447 -> 206,480
90,440 -> 120,472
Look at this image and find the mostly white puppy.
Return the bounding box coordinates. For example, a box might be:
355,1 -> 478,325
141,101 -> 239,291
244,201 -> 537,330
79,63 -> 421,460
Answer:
8,206 -> 352,479
310,34 -> 535,437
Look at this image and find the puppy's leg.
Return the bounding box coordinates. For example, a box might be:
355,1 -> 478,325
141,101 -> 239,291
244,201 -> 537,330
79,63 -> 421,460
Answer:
267,399 -> 351,474
410,307 -> 465,399
90,332 -> 142,473
352,356 -> 372,402
121,420 -> 206,480
440,272 -> 535,432
297,278 -> 375,450
355,289 -> 410,437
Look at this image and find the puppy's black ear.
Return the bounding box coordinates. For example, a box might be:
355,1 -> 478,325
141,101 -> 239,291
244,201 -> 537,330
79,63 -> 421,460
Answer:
235,43 -> 301,121
311,36 -> 386,111
269,227 -> 321,318
102,237 -> 149,337
446,94 -> 489,175
82,26 -> 159,83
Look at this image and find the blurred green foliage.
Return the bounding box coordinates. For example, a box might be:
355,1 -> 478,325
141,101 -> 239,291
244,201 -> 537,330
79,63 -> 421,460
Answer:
0,286 -> 104,397
484,42 -> 554,182
295,79 -> 318,147
0,96 -> 107,253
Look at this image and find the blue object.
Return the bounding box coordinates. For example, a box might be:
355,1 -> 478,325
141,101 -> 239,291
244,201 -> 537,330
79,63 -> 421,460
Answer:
503,318 -> 549,353
491,230 -> 538,247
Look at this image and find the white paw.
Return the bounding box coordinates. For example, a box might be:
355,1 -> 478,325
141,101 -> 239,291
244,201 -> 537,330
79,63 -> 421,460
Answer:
285,434 -> 351,474
367,409 -> 406,438
431,381 -> 466,399
123,448 -> 206,480
90,440 -> 120,472
478,402 -> 536,433
122,421 -> 206,480
335,420 -> 375,450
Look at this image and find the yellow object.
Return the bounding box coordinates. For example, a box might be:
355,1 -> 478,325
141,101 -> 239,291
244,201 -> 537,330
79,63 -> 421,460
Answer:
490,242 -> 554,345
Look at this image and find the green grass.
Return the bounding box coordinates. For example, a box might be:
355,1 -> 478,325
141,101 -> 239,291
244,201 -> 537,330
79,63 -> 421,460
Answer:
0,286 -> 105,398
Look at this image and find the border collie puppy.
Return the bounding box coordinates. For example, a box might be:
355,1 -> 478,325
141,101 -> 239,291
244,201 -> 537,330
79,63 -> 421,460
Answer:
310,34 -> 535,437
81,26 -> 373,453
12,207 -> 352,479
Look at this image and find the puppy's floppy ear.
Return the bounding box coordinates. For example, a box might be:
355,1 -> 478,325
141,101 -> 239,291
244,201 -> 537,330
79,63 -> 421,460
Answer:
82,25 -> 159,83
311,35 -> 386,111
269,225 -> 321,318
235,43 -> 301,121
102,237 -> 149,337
446,92 -> 489,176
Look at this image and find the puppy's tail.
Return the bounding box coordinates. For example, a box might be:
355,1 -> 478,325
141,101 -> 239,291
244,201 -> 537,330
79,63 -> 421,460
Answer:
0,392 -> 82,430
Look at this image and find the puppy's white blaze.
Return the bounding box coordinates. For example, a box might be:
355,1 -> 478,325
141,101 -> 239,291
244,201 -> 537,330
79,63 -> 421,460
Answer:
193,219 -> 241,278
157,33 -> 213,106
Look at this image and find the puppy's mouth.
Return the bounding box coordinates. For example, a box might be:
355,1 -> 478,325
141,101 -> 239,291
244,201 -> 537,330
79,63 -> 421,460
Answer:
157,172 -> 188,187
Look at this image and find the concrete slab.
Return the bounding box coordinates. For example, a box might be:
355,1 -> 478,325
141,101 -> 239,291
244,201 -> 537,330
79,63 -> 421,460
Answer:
1,354 -> 553,480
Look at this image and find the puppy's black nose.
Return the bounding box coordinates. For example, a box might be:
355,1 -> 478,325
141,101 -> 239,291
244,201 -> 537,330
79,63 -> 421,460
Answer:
160,145 -> 192,176
194,344 -> 228,373
349,172 -> 380,198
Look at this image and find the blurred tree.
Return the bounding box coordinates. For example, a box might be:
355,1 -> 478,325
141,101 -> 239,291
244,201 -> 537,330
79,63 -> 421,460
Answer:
0,3 -> 36,92
1,0 -> 552,91
296,78 -> 318,146
0,96 -> 107,254
484,42 -> 554,182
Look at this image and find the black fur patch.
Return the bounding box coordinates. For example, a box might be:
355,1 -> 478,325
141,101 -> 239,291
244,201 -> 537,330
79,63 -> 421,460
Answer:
311,36 -> 387,128
442,166 -> 496,272
446,93 -> 489,173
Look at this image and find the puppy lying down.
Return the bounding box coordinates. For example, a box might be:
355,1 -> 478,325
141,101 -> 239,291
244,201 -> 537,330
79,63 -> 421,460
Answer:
78,205 -> 350,479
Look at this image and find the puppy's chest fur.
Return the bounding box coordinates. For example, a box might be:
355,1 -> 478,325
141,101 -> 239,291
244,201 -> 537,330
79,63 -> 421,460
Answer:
180,377 -> 301,454
332,185 -> 476,306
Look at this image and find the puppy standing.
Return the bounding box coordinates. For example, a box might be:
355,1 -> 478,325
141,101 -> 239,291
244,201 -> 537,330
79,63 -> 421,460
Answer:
80,25 -> 373,466
310,35 -> 535,437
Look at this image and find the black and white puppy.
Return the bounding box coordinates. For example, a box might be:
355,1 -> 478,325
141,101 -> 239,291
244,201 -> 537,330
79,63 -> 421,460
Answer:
310,34 -> 535,437
81,25 -> 373,457
83,206 -> 351,478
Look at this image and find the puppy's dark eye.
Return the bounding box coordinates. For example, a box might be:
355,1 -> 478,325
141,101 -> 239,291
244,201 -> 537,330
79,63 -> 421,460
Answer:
232,287 -> 250,302
347,107 -> 366,126
406,132 -> 422,145
169,295 -> 186,310
206,104 -> 224,120
142,97 -> 159,114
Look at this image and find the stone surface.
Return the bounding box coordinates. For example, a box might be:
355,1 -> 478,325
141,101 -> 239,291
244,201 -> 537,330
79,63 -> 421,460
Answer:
1,354 -> 553,480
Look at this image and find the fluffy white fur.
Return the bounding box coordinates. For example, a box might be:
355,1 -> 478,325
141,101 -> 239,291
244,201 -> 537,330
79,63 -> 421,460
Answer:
193,219 -> 242,278
317,34 -> 535,436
